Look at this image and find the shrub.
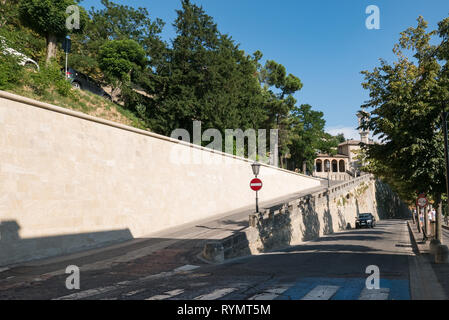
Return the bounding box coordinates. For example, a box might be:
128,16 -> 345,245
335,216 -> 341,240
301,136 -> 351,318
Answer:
30,61 -> 73,97
0,53 -> 24,90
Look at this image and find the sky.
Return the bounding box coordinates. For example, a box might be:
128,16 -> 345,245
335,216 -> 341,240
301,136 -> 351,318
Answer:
81,0 -> 449,140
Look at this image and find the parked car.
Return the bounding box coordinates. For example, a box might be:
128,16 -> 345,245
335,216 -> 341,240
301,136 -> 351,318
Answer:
0,36 -> 39,71
63,67 -> 111,100
355,213 -> 376,229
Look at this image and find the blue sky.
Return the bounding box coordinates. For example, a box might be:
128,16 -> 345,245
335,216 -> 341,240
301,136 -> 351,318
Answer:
81,0 -> 449,139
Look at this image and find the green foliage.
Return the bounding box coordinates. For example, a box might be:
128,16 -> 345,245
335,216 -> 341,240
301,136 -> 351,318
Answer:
29,61 -> 73,97
69,0 -> 164,80
19,0 -> 88,61
360,15 -> 449,204
19,0 -> 87,38
99,39 -> 147,86
146,0 -> 266,140
288,104 -> 342,172
0,53 -> 24,90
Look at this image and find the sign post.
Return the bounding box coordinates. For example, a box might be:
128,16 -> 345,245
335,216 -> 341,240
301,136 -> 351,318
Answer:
62,37 -> 71,79
250,178 -> 262,213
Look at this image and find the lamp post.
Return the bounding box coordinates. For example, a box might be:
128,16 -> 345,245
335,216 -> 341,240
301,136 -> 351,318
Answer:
251,161 -> 261,213
325,161 -> 330,188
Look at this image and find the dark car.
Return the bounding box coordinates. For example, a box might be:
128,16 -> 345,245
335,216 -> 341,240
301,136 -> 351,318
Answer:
63,67 -> 111,100
355,213 -> 376,229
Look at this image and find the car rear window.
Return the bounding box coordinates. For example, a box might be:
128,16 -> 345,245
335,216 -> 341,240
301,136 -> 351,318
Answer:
359,214 -> 371,218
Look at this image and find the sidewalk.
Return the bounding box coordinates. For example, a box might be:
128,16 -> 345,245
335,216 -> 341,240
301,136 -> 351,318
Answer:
407,220 -> 449,299
0,183 -> 328,294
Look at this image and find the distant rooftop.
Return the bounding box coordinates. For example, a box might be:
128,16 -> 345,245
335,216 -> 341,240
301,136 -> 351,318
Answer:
338,139 -> 362,147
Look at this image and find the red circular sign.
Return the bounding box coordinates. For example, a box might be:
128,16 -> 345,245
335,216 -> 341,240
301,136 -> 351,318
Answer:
417,196 -> 428,208
250,178 -> 263,191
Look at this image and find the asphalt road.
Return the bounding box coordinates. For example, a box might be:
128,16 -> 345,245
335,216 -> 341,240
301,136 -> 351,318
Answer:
0,219 -> 415,300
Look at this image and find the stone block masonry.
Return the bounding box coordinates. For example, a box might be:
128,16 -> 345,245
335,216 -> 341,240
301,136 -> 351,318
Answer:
204,175 -> 410,261
0,91 -> 322,266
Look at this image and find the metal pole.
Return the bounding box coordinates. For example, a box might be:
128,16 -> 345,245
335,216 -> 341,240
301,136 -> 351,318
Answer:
65,52 -> 68,80
256,190 -> 259,213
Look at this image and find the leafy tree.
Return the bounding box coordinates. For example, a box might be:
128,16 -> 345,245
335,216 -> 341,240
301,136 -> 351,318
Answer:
18,0 -> 88,62
69,0 -> 165,79
259,60 -> 303,168
145,0 -> 266,141
98,39 -> 147,101
288,104 -> 342,172
360,15 -> 449,239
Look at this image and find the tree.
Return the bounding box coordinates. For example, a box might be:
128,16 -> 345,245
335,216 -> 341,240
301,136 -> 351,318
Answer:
360,15 -> 449,240
19,0 -> 88,62
69,0 -> 165,79
145,0 -> 266,142
288,104 -> 342,173
98,39 -> 147,101
259,60 -> 303,168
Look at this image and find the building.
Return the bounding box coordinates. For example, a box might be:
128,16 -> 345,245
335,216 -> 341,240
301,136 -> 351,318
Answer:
313,111 -> 372,181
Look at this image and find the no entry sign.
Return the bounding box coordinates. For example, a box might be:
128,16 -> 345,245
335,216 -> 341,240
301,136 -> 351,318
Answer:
417,195 -> 428,208
250,178 -> 263,191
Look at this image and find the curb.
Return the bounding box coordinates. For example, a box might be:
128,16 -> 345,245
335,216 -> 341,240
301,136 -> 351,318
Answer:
407,220 -> 429,254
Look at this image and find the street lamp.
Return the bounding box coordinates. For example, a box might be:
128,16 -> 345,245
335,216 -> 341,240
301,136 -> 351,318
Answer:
251,161 -> 261,177
325,161 -> 330,188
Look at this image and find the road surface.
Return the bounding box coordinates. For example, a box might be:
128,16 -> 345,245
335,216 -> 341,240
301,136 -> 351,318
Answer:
0,220 -> 416,300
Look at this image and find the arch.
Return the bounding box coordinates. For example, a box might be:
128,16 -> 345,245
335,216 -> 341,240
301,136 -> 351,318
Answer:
332,160 -> 338,173
316,159 -> 322,172
324,160 -> 330,172
339,160 -> 346,173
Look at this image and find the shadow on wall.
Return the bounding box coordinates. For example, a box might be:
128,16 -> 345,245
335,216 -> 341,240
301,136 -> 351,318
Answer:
254,204 -> 293,252
322,194 -> 334,235
300,197 -> 321,242
0,220 -> 133,267
375,180 -> 411,219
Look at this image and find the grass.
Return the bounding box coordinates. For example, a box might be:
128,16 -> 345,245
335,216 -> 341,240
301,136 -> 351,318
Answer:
7,83 -> 147,131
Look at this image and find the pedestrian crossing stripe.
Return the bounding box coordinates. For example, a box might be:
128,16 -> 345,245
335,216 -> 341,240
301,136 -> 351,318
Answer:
248,285 -> 292,300
55,276 -> 410,300
301,285 -> 340,300
277,277 -> 409,300
194,288 -> 237,300
138,277 -> 408,300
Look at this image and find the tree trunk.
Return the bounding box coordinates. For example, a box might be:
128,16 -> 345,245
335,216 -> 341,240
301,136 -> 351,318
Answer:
424,205 -> 428,236
46,33 -> 58,63
416,205 -> 421,233
436,193 -> 443,243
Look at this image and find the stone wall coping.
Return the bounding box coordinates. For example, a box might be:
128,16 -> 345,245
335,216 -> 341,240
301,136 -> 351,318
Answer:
0,90 -> 321,181
259,174 -> 373,218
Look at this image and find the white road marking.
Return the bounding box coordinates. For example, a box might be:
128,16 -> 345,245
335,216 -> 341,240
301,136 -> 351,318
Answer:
53,265 -> 200,300
301,285 -> 340,300
145,289 -> 185,300
358,288 -> 390,300
248,285 -> 292,300
194,288 -> 237,300
174,265 -> 200,272
54,285 -> 118,300
0,267 -> 10,273
123,289 -> 146,297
